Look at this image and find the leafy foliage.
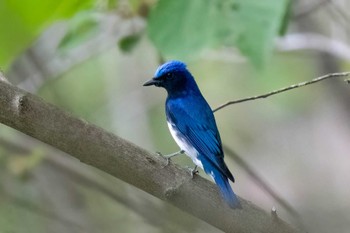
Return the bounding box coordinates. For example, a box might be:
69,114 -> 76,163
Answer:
0,0 -> 291,69
118,34 -> 142,53
58,11 -> 100,53
147,0 -> 290,67
0,0 -> 94,69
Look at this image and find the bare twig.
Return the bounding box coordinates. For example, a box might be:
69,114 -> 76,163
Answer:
213,72 -> 350,112
0,74 -> 302,232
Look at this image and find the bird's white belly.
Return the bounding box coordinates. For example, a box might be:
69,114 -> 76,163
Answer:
167,122 -> 203,169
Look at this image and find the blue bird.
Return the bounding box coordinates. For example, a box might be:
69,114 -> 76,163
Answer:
143,60 -> 241,209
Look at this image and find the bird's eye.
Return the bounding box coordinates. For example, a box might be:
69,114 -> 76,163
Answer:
166,73 -> 174,79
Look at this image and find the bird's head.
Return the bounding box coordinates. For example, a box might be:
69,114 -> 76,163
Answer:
143,60 -> 197,95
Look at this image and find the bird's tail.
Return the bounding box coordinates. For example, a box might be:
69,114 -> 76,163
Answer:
212,169 -> 242,209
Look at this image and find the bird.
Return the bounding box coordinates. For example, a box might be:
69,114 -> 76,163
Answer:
143,60 -> 241,209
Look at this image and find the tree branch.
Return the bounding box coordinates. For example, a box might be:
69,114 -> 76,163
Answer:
213,72 -> 350,112
276,34 -> 350,61
0,74 -> 302,232
0,137 -> 212,232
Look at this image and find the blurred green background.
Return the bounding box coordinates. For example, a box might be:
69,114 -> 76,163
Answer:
1,0 -> 350,232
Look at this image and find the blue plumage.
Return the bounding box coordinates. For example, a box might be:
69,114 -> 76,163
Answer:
143,60 -> 241,209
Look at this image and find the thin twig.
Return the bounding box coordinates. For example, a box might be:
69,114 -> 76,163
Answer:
213,72 -> 350,112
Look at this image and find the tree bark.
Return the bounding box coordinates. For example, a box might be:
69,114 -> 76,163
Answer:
0,73 -> 302,233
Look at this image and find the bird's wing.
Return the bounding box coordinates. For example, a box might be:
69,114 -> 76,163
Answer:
166,102 -> 234,181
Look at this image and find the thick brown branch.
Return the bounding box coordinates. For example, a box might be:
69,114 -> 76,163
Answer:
0,138 -> 210,232
0,74 -> 302,233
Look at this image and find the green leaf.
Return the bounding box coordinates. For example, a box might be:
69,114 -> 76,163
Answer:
147,0 -> 290,68
0,0 -> 94,70
118,34 -> 142,53
107,0 -> 118,10
58,11 -> 100,53
278,0 -> 292,36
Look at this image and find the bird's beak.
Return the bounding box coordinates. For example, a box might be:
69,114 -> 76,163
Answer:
143,78 -> 159,86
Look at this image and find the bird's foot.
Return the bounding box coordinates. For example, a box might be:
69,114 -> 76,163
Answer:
187,165 -> 199,178
157,150 -> 185,166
